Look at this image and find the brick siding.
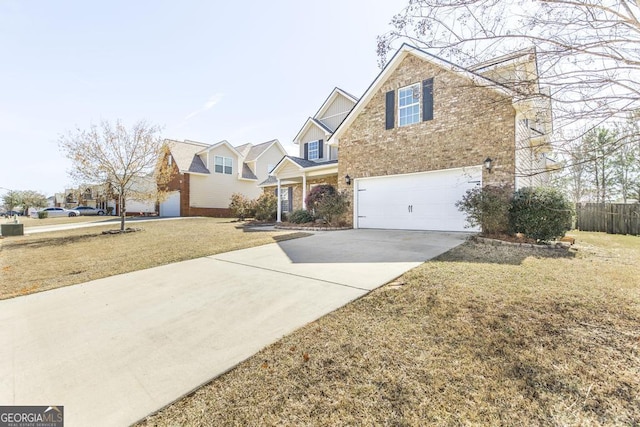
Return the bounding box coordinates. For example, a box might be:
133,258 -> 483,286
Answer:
337,54 -> 517,226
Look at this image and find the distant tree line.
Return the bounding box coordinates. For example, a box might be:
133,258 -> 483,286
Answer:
1,189 -> 48,214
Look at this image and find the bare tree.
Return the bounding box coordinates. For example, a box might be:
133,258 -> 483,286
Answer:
378,0 -> 640,170
59,119 -> 170,231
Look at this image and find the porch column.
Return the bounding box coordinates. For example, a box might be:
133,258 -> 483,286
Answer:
276,179 -> 282,223
302,174 -> 307,210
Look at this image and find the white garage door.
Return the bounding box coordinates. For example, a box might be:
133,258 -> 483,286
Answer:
159,191 -> 180,217
355,166 -> 482,232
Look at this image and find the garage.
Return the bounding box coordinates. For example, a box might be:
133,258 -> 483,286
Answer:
159,191 -> 181,217
354,166 -> 482,232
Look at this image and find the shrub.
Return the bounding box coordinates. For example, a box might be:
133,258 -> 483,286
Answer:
509,186 -> 573,242
456,185 -> 512,234
38,211 -> 48,219
254,192 -> 277,221
305,185 -> 336,215
314,190 -> 349,226
228,193 -> 256,220
289,209 -> 314,224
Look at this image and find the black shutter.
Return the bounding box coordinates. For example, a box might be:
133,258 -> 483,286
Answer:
422,78 -> 434,121
385,90 -> 395,130
274,188 -> 278,197
288,187 -> 293,212
318,139 -> 324,159
304,143 -> 309,160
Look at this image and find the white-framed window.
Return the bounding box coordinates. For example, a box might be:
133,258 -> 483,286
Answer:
280,187 -> 290,212
398,83 -> 421,127
214,156 -> 233,175
308,140 -> 319,160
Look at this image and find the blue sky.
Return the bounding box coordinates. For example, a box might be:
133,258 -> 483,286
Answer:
0,0 -> 407,197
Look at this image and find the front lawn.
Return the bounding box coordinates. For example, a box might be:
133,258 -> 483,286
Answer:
137,231 -> 639,426
0,218 -> 308,299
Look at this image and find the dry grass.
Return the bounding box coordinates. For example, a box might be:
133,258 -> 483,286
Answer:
137,231 -> 640,426
16,215 -> 110,227
0,218 -> 308,299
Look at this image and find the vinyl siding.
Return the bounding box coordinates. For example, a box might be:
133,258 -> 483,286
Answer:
190,144 -> 257,208
190,174 -> 261,208
319,111 -> 349,132
254,146 -> 286,182
514,117 -> 546,189
277,162 -> 304,180
318,94 -> 356,122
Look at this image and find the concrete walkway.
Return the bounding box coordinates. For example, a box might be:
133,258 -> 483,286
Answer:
0,229 -> 469,427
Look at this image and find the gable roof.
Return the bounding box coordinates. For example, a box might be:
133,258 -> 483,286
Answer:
244,139 -> 283,161
313,87 -> 359,120
165,139 -> 211,174
293,118 -> 334,144
196,139 -> 242,157
293,87 -> 359,144
166,138 -> 285,177
329,43 -> 518,143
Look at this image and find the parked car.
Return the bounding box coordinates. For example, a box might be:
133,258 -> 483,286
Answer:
3,210 -> 23,217
38,207 -> 81,217
75,206 -> 106,216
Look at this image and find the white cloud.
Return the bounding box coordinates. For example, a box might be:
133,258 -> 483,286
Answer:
183,93 -> 224,121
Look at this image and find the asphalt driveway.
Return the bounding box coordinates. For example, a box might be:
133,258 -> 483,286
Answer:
0,229 -> 469,427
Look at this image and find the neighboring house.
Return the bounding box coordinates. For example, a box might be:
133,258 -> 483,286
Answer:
267,43 -> 553,231
60,182 -> 153,216
162,138 -> 287,217
259,87 -> 358,217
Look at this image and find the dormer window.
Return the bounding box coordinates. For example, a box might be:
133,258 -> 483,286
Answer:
398,83 -> 421,127
214,156 -> 233,175
308,140 -> 320,160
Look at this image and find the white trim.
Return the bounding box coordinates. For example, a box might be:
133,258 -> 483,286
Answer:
308,140 -> 320,160
397,83 -> 421,127
214,155 -> 233,175
276,179 -> 282,222
314,88 -> 358,123
293,118 -> 332,145
302,174 -> 307,210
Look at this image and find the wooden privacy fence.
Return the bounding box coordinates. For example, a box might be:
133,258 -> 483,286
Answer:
575,203 -> 640,235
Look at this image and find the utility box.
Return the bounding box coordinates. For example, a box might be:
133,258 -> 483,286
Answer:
1,223 -> 24,236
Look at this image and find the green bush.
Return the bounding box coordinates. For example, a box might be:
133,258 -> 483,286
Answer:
509,187 -> 573,242
289,209 -> 314,224
254,192 -> 277,221
228,193 -> 256,220
456,185 -> 512,234
38,211 -> 48,219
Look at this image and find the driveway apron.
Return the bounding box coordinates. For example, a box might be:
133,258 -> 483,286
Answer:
0,229 -> 469,426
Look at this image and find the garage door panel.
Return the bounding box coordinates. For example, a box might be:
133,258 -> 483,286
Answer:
356,167 -> 481,232
160,192 -> 180,217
